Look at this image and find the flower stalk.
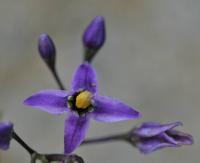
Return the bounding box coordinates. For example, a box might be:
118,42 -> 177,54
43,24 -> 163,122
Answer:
12,131 -> 35,155
50,68 -> 66,90
82,132 -> 129,145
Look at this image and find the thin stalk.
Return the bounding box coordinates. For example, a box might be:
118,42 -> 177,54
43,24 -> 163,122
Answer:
51,68 -> 66,90
82,133 -> 128,145
12,131 -> 36,155
83,48 -> 97,63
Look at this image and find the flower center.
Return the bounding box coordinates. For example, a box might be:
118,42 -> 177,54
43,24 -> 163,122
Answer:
67,90 -> 93,116
75,91 -> 92,109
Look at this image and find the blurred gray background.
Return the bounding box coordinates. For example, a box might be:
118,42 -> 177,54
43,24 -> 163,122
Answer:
0,0 -> 199,162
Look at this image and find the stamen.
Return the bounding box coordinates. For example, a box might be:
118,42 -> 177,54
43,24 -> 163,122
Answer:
76,91 -> 92,109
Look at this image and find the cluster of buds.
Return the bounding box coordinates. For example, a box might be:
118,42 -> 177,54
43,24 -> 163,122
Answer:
38,16 -> 106,67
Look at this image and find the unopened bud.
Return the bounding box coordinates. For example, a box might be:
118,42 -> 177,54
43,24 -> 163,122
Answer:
0,122 -> 13,150
82,16 -> 106,62
38,33 -> 56,69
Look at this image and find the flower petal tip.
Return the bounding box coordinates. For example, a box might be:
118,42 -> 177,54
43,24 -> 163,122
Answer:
173,121 -> 183,126
23,97 -> 32,106
134,110 -> 141,119
186,135 -> 194,145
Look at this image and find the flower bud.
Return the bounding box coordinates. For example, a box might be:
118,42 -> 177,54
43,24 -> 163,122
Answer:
38,33 -> 56,69
82,16 -> 106,62
0,122 -> 13,150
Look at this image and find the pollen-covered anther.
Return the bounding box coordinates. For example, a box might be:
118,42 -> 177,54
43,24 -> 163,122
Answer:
76,91 -> 92,109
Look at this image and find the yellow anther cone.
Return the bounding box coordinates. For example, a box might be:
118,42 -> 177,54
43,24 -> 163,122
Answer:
76,91 -> 92,109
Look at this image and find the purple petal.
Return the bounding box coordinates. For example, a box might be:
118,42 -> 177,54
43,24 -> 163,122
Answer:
0,122 -> 13,150
167,129 -> 194,145
92,95 -> 140,122
136,137 -> 179,154
64,112 -> 90,154
140,122 -> 161,127
71,62 -> 98,93
24,89 -> 69,114
133,121 -> 182,137
159,133 -> 178,145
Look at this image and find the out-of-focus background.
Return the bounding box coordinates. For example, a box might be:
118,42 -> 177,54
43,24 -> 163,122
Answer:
0,0 -> 199,162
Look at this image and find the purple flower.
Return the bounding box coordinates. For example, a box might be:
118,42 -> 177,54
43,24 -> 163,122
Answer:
131,121 -> 193,154
38,33 -> 56,68
0,122 -> 13,150
24,62 -> 140,154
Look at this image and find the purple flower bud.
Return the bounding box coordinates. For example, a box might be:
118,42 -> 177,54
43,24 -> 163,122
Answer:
82,16 -> 106,62
130,122 -> 193,154
38,33 -> 56,68
0,122 -> 13,150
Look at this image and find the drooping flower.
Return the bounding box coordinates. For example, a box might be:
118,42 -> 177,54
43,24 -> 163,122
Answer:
24,62 -> 140,154
38,33 -> 56,69
0,122 -> 13,150
82,16 -> 106,62
131,121 -> 193,154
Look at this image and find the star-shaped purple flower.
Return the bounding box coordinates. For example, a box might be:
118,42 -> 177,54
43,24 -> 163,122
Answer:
24,62 -> 140,154
132,121 -> 193,154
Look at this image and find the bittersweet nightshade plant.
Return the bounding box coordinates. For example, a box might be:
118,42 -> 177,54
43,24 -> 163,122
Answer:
0,122 -> 13,150
83,16 -> 105,62
0,15 -> 194,163
131,121 -> 193,154
24,61 -> 140,154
